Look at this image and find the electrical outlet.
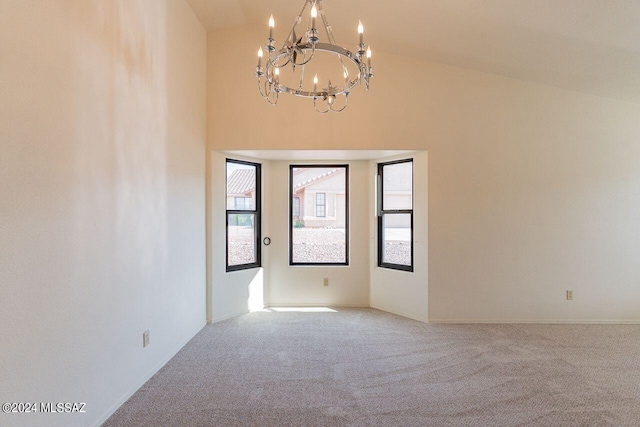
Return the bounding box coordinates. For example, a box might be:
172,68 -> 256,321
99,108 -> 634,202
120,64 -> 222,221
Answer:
566,290 -> 573,301
323,278 -> 329,287
143,330 -> 150,348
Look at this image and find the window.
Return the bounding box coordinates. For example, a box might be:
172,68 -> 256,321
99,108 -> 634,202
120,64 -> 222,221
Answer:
290,165 -> 349,265
293,197 -> 301,217
226,159 -> 261,271
378,159 -> 413,272
315,193 -> 326,217
234,197 -> 249,210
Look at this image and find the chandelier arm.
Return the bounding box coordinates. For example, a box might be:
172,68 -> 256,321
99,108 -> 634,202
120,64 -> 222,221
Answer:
329,93 -> 349,113
271,56 -> 290,69
359,63 -> 371,90
257,76 -> 272,99
264,79 -> 279,105
258,76 -> 279,106
287,46 -> 316,66
265,89 -> 279,105
313,97 -> 330,114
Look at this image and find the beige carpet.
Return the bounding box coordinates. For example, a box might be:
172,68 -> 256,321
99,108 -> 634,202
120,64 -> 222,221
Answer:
104,308 -> 640,426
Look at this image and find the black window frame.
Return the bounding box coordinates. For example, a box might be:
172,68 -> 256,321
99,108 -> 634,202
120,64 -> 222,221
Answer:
289,164 -> 349,266
377,158 -> 414,272
226,158 -> 261,272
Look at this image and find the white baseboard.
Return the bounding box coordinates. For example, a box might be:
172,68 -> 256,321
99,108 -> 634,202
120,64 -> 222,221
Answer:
92,322 -> 206,427
266,303 -> 369,308
208,310 -> 249,323
370,305 -> 429,323
209,306 -> 640,325
429,318 -> 640,324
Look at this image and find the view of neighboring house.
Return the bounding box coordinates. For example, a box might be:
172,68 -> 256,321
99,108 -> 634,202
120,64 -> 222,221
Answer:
226,168 -> 256,210
226,166 -> 413,229
292,167 -> 346,228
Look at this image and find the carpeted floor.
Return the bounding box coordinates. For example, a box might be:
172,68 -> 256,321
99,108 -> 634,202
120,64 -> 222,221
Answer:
104,308 -> 640,426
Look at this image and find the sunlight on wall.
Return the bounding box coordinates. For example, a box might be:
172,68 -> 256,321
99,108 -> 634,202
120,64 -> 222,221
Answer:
247,269 -> 264,311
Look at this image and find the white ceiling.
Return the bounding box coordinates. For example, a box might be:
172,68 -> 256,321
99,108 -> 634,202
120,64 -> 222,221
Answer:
187,0 -> 640,104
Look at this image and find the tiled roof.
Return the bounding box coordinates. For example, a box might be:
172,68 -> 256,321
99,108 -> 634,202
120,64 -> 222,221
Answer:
294,168 -> 341,190
227,169 -> 255,195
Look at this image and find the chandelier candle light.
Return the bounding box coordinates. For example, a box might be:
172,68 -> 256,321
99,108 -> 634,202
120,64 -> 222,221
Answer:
255,0 -> 373,113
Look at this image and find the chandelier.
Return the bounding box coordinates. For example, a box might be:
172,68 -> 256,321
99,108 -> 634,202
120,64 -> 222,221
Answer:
255,0 -> 373,113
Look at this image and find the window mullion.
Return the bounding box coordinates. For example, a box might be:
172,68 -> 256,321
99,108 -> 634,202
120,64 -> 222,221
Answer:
381,209 -> 412,215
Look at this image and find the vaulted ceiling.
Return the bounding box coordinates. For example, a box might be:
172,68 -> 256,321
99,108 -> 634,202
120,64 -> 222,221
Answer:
187,0 -> 640,104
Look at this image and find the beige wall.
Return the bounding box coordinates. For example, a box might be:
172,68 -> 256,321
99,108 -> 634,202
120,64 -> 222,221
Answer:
208,25 -> 640,322
0,1 -> 207,426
